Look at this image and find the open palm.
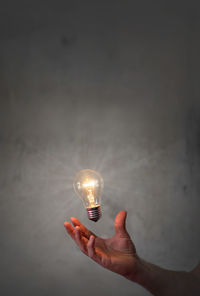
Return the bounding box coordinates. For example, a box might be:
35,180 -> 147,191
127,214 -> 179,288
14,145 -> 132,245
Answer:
64,211 -> 138,279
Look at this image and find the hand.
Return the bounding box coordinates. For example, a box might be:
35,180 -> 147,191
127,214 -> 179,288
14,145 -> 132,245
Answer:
64,211 -> 139,279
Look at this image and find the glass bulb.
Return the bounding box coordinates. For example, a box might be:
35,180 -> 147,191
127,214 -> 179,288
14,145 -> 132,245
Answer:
73,169 -> 104,222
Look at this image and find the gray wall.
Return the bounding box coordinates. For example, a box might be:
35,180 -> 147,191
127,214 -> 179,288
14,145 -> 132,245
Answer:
0,1 -> 200,295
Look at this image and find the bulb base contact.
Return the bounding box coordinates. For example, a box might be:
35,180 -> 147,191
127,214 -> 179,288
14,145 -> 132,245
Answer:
87,206 -> 101,222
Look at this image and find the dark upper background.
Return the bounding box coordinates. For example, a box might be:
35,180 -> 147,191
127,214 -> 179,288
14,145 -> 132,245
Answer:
0,1 -> 200,295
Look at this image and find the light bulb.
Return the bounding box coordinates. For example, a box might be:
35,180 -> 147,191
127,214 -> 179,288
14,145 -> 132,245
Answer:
73,169 -> 104,222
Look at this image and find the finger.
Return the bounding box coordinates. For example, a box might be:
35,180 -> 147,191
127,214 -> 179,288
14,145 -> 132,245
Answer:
114,211 -> 129,238
71,217 -> 95,239
64,221 -> 75,240
75,226 -> 88,255
87,235 -> 96,258
87,235 -> 101,264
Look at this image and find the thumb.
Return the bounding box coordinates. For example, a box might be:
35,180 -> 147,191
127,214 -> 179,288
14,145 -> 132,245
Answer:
114,211 -> 129,238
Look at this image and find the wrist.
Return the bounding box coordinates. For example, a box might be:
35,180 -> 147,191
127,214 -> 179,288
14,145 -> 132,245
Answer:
124,255 -> 144,283
124,256 -> 163,287
125,257 -> 172,296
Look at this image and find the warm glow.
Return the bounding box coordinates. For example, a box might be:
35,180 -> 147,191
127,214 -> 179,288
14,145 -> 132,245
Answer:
73,169 -> 103,221
83,180 -> 97,188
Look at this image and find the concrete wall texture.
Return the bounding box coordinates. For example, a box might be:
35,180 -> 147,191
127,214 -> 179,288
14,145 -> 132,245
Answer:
0,1 -> 200,295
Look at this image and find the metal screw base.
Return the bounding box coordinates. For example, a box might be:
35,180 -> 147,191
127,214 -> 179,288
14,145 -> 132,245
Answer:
87,206 -> 101,222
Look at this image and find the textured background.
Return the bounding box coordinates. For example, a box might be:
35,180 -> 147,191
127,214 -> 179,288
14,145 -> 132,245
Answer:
0,1 -> 200,295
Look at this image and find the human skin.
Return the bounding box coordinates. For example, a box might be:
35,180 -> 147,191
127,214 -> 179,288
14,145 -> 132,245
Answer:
64,211 -> 200,296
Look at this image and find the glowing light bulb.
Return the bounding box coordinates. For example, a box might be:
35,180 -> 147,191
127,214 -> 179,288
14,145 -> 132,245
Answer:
73,169 -> 104,222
